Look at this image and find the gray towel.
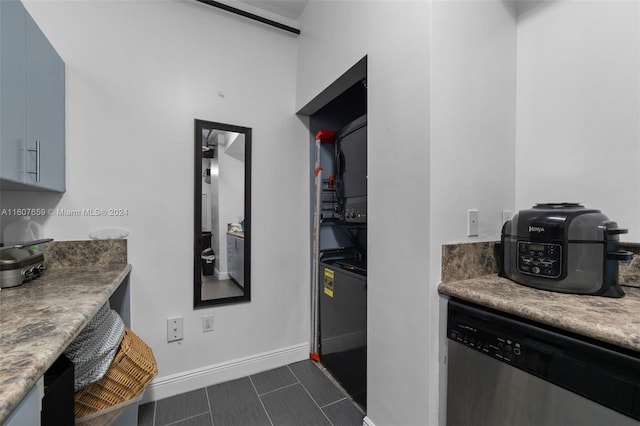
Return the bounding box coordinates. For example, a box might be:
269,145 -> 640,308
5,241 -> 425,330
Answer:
64,301 -> 125,392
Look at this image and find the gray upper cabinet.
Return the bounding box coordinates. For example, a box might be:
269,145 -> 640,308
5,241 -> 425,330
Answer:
0,0 -> 65,192
0,0 -> 27,185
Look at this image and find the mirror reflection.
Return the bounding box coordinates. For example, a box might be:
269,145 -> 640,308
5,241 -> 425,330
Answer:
194,119 -> 251,307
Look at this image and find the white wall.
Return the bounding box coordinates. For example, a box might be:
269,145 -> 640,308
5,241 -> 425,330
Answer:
430,0 -> 517,244
297,2 -> 432,425
9,0 -> 310,401
430,1 -> 517,424
210,157 -> 223,274
202,159 -> 212,233
298,2 -> 516,424
516,1 -> 640,240
219,134 -> 245,232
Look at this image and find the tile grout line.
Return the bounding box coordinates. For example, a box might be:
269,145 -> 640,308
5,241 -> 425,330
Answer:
312,360 -> 366,415
255,366 -> 301,397
319,396 -> 349,409
204,385 -> 215,426
143,361 -> 363,426
152,401 -> 157,426
256,381 -> 300,397
163,411 -> 212,426
249,375 -> 275,426
287,363 -> 336,426
314,360 -> 354,397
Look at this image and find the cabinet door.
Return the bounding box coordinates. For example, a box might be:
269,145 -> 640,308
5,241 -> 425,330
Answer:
0,0 -> 26,184
237,238 -> 244,287
227,237 -> 235,280
25,12 -> 65,192
4,379 -> 42,426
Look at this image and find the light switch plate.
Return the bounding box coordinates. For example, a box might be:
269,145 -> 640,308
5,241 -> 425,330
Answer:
167,317 -> 183,342
467,209 -> 479,237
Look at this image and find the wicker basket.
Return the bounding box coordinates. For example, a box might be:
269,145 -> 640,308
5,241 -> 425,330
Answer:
74,327 -> 158,419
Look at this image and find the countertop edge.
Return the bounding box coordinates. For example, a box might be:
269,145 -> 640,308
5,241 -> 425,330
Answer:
0,264 -> 132,424
438,275 -> 640,354
39,264 -> 133,366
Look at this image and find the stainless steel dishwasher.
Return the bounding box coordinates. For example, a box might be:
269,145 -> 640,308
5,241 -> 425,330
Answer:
446,298 -> 640,426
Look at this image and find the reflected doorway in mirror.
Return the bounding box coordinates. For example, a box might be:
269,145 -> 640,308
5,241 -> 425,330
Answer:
194,119 -> 251,308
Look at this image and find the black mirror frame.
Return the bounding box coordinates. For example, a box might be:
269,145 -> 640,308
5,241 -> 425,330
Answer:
194,119 -> 251,308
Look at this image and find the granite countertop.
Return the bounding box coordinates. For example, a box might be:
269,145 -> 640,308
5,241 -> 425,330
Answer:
438,275 -> 640,353
0,254 -> 131,422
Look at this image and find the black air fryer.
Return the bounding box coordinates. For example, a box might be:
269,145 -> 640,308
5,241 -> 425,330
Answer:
500,203 -> 633,298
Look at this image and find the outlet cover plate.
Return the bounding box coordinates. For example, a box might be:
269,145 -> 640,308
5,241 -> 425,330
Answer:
167,317 -> 183,342
202,314 -> 214,332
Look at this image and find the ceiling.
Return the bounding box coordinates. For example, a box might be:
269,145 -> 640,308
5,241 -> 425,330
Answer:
237,0 -> 309,20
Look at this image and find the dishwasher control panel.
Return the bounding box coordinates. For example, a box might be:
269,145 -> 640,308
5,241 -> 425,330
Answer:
447,299 -> 560,378
448,323 -> 523,363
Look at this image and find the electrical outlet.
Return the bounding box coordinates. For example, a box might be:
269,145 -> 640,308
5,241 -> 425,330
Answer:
167,317 -> 183,342
467,209 -> 479,237
202,314 -> 214,332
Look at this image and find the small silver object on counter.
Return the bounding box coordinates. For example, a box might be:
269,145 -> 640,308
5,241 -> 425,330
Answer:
0,239 -> 52,288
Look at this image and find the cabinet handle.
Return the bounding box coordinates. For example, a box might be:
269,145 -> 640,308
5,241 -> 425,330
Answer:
27,140 -> 41,182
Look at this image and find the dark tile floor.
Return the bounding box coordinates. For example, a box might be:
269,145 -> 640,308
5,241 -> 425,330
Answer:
137,360 -> 365,426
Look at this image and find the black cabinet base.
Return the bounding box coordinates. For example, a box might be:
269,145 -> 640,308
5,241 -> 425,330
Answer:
322,347 -> 367,410
42,353 -> 75,425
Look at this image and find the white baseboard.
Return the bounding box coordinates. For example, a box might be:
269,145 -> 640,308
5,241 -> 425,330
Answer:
363,416 -> 376,426
214,269 -> 229,280
141,343 -> 308,403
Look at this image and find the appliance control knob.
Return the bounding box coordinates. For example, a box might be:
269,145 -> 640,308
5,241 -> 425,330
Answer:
22,267 -> 37,279
37,263 -> 46,272
532,266 -> 540,274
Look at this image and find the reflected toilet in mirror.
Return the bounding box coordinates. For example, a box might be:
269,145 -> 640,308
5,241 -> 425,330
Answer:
194,119 -> 251,307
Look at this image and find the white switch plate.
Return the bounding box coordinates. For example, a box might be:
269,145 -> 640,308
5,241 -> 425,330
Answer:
202,314 -> 214,332
167,317 -> 183,342
467,209 -> 479,237
502,210 -> 513,224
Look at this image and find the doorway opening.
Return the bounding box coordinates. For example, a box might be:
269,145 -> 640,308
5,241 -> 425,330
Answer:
298,56 -> 367,410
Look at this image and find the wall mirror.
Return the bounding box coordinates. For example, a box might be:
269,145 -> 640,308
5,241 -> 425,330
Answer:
194,119 -> 251,307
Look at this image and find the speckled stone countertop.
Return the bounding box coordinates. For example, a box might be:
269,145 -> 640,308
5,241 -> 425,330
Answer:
0,240 -> 130,423
438,275 -> 640,353
439,241 -> 640,353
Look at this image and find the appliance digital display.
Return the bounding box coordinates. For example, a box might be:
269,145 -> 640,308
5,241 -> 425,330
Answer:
516,241 -> 562,278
